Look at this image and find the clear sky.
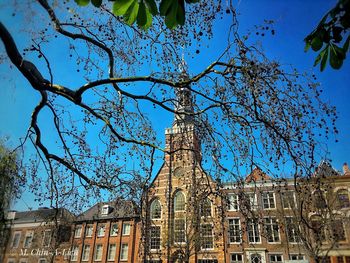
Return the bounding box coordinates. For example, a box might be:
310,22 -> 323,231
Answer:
0,0 -> 349,211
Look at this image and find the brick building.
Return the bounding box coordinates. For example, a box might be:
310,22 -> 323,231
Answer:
2,208 -> 73,263
70,200 -> 140,263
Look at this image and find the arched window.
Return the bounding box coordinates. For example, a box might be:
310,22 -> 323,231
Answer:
337,189 -> 350,208
150,199 -> 162,219
200,197 -> 211,217
174,191 -> 185,211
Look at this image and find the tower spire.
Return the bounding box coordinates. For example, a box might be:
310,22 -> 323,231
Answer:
173,54 -> 194,127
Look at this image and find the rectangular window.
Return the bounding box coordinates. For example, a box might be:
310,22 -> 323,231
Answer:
150,226 -> 161,250
97,224 -> 106,237
120,243 -> 128,261
11,231 -> 21,248
85,225 -> 93,237
269,254 -> 283,262
94,244 -> 103,261
247,219 -> 260,243
38,259 -> 46,263
122,223 -> 131,236
23,231 -> 34,248
264,218 -> 280,243
107,244 -> 116,261
337,257 -> 344,263
230,254 -> 243,263
19,259 -> 27,263
7,259 -> 15,263
110,223 -> 118,236
71,246 -> 79,261
285,217 -> 299,243
228,218 -> 241,243
246,193 -> 258,210
289,254 -> 305,260
262,192 -> 275,209
201,224 -> 213,250
82,245 -> 90,261
281,191 -> 295,209
228,194 -> 239,211
74,225 -> 82,238
42,230 -> 51,247
174,218 -> 186,243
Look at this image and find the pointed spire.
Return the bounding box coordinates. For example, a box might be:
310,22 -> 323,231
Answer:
173,54 -> 194,127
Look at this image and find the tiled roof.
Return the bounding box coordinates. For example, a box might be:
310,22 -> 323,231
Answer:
245,167 -> 271,183
12,208 -> 73,224
76,200 -> 139,222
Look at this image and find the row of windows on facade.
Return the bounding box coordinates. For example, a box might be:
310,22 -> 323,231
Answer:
73,222 -> 131,238
227,189 -> 350,211
10,229 -> 53,249
149,192 -> 212,220
228,217 -> 347,244
9,223 -> 131,250
147,216 -> 347,252
70,243 -> 129,262
149,190 -> 350,220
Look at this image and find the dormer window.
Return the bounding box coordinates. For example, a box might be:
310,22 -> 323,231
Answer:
101,205 -> 110,215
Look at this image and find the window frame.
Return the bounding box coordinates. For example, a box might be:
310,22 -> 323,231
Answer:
228,194 -> 239,211
122,222 -> 131,236
107,244 -> 117,261
150,225 -> 161,251
120,243 -> 129,261
23,230 -> 34,248
230,253 -> 243,263
247,219 -> 261,244
150,199 -> 162,220
174,191 -> 186,212
71,246 -> 79,261
228,218 -> 241,244
81,244 -> 90,261
174,218 -> 186,244
261,192 -> 276,210
200,198 -> 212,218
94,244 -> 103,261
85,224 -> 93,237
281,191 -> 296,209
74,225 -> 82,238
110,223 -> 119,236
264,217 -> 280,243
269,254 -> 283,263
11,231 -> 21,248
200,223 -> 214,250
97,224 -> 106,237
42,229 -> 52,247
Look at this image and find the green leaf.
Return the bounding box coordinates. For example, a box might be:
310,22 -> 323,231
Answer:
113,0 -> 134,16
144,0 -> 158,15
124,0 -> 139,25
159,0 -> 173,16
164,0 -> 178,29
320,46 -> 329,72
329,44 -> 343,69
137,1 -> 147,26
311,36 -> 323,51
304,42 -> 311,52
75,0 -> 90,6
343,35 -> 350,53
91,0 -> 102,7
176,0 -> 185,26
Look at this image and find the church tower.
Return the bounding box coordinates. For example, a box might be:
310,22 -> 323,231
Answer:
143,60 -> 225,263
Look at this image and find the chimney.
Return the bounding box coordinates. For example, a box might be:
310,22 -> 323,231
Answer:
343,162 -> 350,176
6,210 -> 16,220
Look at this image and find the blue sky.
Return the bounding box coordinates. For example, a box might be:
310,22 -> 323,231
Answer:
0,0 -> 349,210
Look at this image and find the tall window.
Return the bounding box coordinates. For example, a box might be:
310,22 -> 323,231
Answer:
122,222 -> 131,235
250,254 -> 262,263
228,194 -> 239,211
85,225 -> 93,237
11,232 -> 21,248
247,219 -> 260,243
261,192 -> 275,209
289,254 -> 305,260
201,224 -> 214,249
200,198 -> 212,217
107,244 -> 116,261
332,220 -> 346,242
243,193 -> 257,210
337,190 -> 350,208
150,226 -> 161,250
110,223 -> 118,236
264,218 -> 280,243
97,224 -> 106,237
74,225 -> 82,238
120,244 -> 128,261
42,230 -> 51,247
174,218 -> 186,243
71,246 -> 79,261
174,191 -> 185,211
150,199 -> 162,219
82,245 -> 90,261
94,244 -> 103,261
285,217 -> 299,243
228,218 -> 241,243
23,231 -> 34,248
281,191 -> 295,209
